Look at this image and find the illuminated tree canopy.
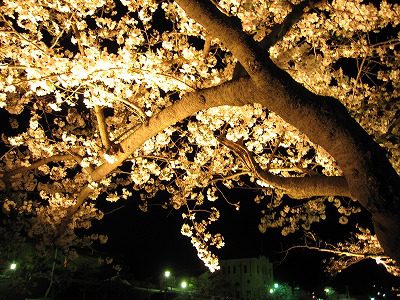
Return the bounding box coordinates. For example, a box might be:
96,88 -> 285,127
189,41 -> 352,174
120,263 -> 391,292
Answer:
0,0 -> 399,275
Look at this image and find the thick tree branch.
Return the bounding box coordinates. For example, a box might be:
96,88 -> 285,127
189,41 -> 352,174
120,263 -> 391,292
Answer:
58,77 -> 252,233
175,0 -> 400,258
2,155 -> 92,194
233,0 -> 322,80
218,136 -> 350,198
7,154 -> 85,177
259,0 -> 323,50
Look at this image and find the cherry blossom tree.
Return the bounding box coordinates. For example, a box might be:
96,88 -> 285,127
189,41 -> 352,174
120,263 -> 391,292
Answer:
0,0 -> 399,274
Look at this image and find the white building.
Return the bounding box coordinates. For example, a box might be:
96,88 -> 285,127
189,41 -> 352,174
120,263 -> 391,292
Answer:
219,256 -> 274,300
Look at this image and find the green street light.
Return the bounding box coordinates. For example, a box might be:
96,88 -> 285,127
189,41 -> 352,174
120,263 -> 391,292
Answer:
274,283 -> 279,289
324,287 -> 334,296
269,288 -> 274,294
181,281 -> 188,289
9,262 -> 17,270
164,270 -> 171,278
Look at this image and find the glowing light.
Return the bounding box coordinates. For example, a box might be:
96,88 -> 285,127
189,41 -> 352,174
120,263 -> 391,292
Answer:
10,263 -> 17,270
274,283 -> 279,289
164,270 -> 171,278
269,288 -> 274,294
181,280 -> 188,289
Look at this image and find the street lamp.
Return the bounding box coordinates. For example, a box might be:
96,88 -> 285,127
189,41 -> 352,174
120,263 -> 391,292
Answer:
324,287 -> 334,297
9,262 -> 17,270
274,283 -> 279,289
269,288 -> 274,294
164,270 -> 171,278
181,280 -> 188,289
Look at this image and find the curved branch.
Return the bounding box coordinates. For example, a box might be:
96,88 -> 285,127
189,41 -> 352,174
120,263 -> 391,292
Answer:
8,155 -> 80,176
118,98 -> 146,119
58,77 -> 252,232
3,154 -> 92,192
259,0 -> 323,50
218,136 -> 350,198
285,244 -> 400,276
286,244 -> 374,259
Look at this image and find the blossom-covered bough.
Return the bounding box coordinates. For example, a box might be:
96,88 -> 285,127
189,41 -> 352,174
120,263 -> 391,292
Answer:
0,0 -> 399,275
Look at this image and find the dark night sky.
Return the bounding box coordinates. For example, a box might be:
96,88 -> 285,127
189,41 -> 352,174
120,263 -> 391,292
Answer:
92,187 -> 400,296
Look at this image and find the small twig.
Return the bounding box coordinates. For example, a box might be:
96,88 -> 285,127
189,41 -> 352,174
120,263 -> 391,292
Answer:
265,133 -> 285,172
210,171 -> 248,184
104,205 -> 126,215
0,12 -> 47,55
94,105 -> 112,150
352,55 -> 367,100
71,14 -> 85,55
50,13 -> 75,50
44,247 -> 58,299
209,0 -> 232,16
118,98 -> 147,120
